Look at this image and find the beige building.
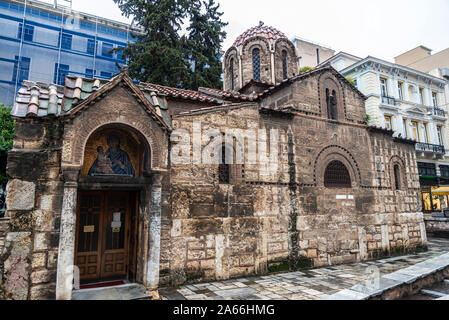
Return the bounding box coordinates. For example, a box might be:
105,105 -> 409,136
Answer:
291,37 -> 335,69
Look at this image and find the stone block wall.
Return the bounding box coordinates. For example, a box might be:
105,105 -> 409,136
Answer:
165,99 -> 426,285
1,117 -> 64,300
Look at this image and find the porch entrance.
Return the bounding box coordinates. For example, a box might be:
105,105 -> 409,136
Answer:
75,190 -> 138,283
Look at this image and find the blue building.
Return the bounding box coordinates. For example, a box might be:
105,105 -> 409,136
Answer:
0,0 -> 139,106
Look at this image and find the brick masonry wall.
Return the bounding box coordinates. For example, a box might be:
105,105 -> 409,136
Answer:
166,71 -> 426,285
1,117 -> 64,300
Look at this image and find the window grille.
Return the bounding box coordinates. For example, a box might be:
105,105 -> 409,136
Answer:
252,48 -> 261,81
324,161 -> 351,188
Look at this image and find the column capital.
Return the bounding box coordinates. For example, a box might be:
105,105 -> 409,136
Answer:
62,167 -> 80,183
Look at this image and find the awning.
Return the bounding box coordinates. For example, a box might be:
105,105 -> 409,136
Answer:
430,187 -> 449,195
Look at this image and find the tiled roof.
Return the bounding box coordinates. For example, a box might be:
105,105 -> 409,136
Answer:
232,21 -> 287,47
198,87 -> 254,102
139,83 -> 220,104
11,76 -> 109,117
11,73 -> 171,131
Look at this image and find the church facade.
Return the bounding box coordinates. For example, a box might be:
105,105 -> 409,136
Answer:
0,23 -> 427,300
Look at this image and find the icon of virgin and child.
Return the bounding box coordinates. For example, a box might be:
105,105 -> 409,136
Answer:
88,135 -> 135,176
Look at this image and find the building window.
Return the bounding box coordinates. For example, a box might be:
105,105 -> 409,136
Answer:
54,63 -> 70,86
87,39 -> 96,55
419,87 -> 424,105
102,42 -> 113,57
100,71 -> 112,79
18,23 -> 34,42
403,119 -> 408,138
437,126 -> 444,146
432,92 -> 439,107
398,82 -> 404,100
384,115 -> 392,130
326,88 -> 338,120
282,50 -> 288,80
116,47 -> 124,60
85,68 -> 94,78
252,48 -> 261,81
440,165 -> 449,178
418,162 -> 436,177
218,144 -> 230,184
12,56 -> 31,84
380,78 -> 388,97
423,123 -> 429,143
229,58 -> 234,91
393,164 -> 401,190
324,160 -> 351,188
59,32 -> 72,50
411,121 -> 420,141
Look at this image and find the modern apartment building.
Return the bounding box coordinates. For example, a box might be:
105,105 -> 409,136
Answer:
322,54 -> 449,213
291,36 -> 334,69
0,0 -> 140,106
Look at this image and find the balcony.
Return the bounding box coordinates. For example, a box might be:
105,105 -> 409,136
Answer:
416,142 -> 445,155
381,96 -> 397,106
433,107 -> 446,117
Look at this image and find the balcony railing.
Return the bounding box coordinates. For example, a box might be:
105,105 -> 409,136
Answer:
381,96 -> 397,106
416,142 -> 445,154
433,107 -> 446,117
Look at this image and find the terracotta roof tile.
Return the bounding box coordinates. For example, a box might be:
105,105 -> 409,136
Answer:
232,21 -> 287,47
11,75 -> 110,117
139,83 -> 219,104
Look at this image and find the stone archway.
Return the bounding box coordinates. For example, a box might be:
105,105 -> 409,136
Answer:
56,122 -> 165,300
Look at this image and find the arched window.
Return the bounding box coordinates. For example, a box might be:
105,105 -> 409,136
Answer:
252,48 -> 261,81
229,58 -> 234,91
324,160 -> 351,188
282,50 -> 288,80
393,164 -> 401,190
326,89 -> 338,120
219,144 -> 230,184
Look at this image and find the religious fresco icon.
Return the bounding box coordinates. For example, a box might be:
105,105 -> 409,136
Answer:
88,135 -> 135,176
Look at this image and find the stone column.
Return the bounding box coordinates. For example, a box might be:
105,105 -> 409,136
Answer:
270,50 -> 275,84
56,170 -> 79,300
238,53 -> 243,89
145,172 -> 163,298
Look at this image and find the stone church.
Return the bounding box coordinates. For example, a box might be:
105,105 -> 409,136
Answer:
0,22 -> 427,300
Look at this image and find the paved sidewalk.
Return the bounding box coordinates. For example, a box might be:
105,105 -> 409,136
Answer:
160,238 -> 449,300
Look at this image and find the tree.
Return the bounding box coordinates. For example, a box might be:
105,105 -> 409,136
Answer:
184,0 -> 228,90
113,0 -> 194,87
113,0 -> 228,90
0,104 -> 15,182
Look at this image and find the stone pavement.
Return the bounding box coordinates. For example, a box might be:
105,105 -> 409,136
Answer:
160,237 -> 449,300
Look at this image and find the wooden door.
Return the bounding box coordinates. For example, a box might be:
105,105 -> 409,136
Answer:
75,191 -> 133,282
75,191 -> 103,280
100,191 -> 130,279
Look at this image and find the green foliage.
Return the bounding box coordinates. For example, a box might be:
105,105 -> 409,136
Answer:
113,0 -> 227,90
345,76 -> 355,85
366,114 -> 371,124
0,104 -> 14,182
300,66 -> 314,73
184,0 -> 228,90
0,104 -> 14,154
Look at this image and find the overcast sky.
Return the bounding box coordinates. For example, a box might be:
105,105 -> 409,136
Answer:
50,0 -> 449,62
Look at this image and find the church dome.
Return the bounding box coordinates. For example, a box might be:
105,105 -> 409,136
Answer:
232,21 -> 287,48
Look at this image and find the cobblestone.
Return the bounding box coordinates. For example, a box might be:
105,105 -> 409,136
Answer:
160,238 -> 449,300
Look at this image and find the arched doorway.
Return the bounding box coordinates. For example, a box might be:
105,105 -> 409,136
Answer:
74,124 -> 151,285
